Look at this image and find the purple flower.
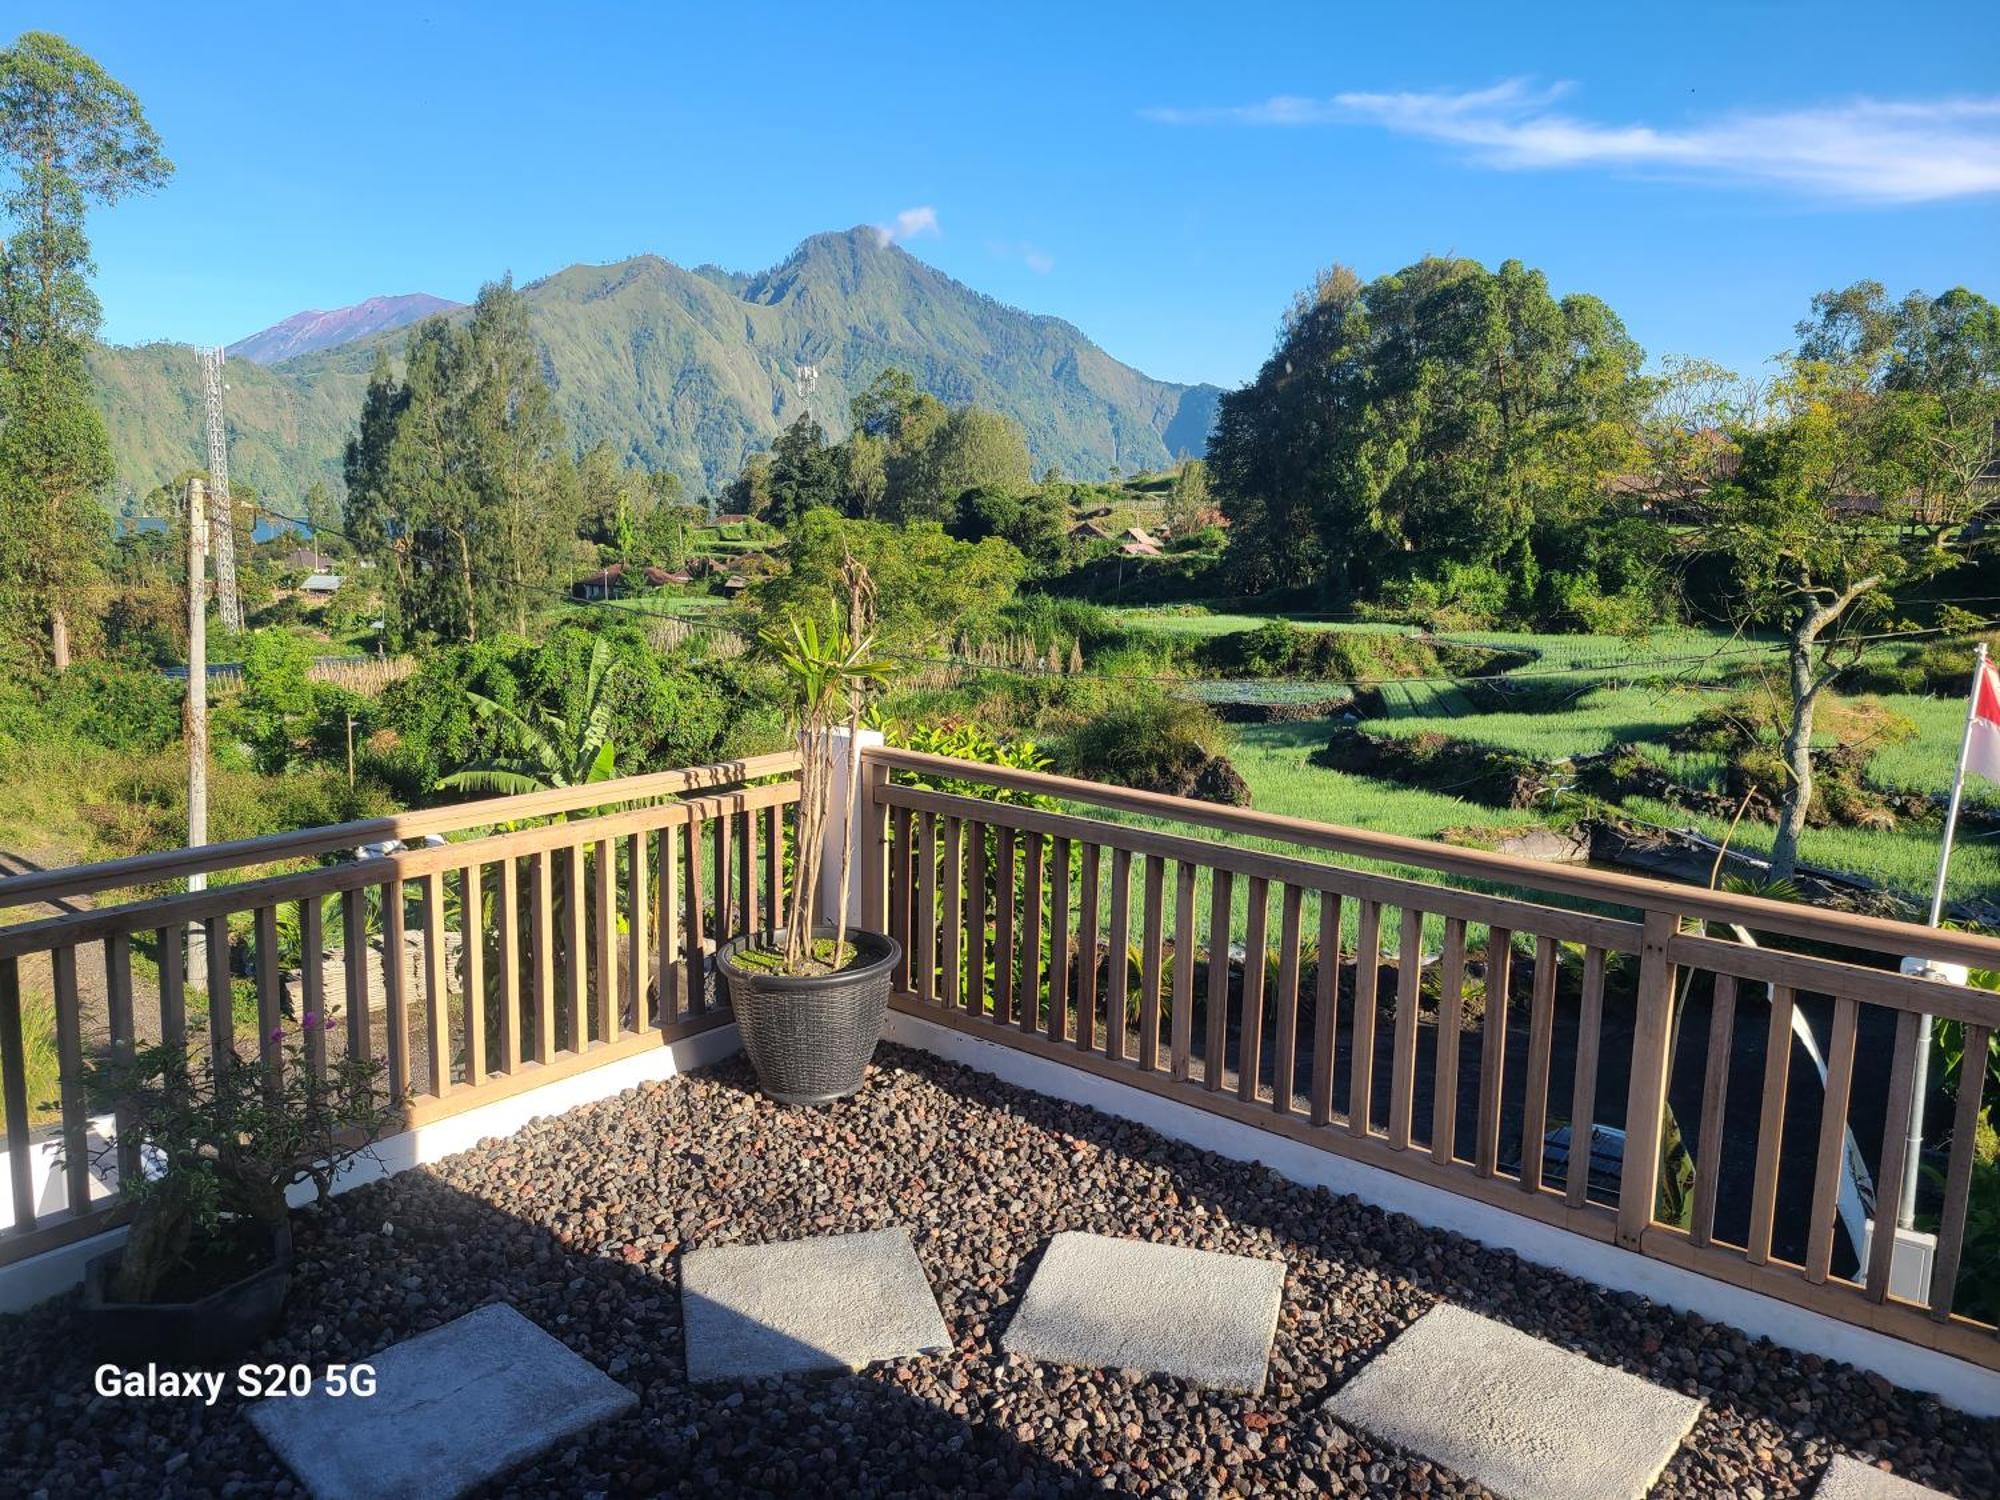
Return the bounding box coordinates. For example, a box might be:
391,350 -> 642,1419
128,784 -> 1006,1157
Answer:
269,1027 -> 285,1043
302,1011 -> 319,1029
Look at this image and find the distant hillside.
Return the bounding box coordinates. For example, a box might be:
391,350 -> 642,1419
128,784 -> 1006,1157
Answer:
91,228 -> 1220,513
226,293 -> 463,364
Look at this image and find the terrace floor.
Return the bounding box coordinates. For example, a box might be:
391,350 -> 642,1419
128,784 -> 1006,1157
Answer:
3,1043 -> 1994,1499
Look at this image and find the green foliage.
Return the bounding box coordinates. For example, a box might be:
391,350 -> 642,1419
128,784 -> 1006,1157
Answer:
883,720 -> 1058,810
80,1030 -> 389,1301
756,509 -> 1023,651
1210,257 -> 1645,609
0,984 -> 58,1125
236,629 -> 317,771
763,414 -> 843,528
0,657 -> 180,751
1058,694 -> 1243,804
951,485 -> 1069,570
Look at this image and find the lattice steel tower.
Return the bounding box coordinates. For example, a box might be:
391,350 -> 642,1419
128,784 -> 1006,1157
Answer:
201,346 -> 244,632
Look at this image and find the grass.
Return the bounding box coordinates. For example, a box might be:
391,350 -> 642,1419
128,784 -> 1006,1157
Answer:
1108,608 -> 1419,639
0,987 -> 61,1131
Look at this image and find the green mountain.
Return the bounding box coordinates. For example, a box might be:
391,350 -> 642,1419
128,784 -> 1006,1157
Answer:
90,228 -> 1221,516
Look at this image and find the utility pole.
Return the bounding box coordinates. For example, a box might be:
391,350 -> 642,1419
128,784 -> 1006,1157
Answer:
185,479 -> 210,916
201,347 -> 244,633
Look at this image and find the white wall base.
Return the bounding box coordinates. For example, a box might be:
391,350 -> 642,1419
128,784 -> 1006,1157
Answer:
0,1022 -> 741,1316
885,1009 -> 2000,1419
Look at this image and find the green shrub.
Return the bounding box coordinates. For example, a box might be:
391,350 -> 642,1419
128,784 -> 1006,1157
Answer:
1058,694 -> 1247,804
0,661 -> 183,754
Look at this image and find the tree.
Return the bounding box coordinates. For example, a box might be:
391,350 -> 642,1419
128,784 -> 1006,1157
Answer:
1701,283 -> 2000,879
301,478 -> 338,559
344,279 -> 579,643
434,634 -> 620,795
1163,458 -> 1214,535
0,32 -> 171,670
577,440 -> 629,547
1210,257 -> 1647,609
757,508 -> 1023,650
763,414 -> 842,528
890,404 -> 1031,523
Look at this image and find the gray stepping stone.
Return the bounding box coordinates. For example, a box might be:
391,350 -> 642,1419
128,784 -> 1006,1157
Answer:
1001,1231 -> 1285,1394
1815,1455 -> 1954,1500
680,1226 -> 949,1381
248,1303 -> 635,1500
1324,1303 -> 1702,1500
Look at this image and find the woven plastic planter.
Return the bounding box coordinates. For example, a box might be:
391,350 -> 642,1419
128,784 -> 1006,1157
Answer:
718,927 -> 901,1104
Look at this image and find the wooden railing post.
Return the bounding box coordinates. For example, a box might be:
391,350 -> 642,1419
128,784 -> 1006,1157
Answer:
858,747 -> 890,935
1617,908 -> 1680,1250
820,727 -> 885,929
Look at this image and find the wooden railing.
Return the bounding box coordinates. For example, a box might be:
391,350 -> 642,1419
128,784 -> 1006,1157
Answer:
0,753 -> 799,1265
863,747 -> 2000,1371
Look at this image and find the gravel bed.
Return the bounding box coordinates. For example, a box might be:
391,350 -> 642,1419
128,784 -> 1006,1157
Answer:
2,1042 -> 1995,1498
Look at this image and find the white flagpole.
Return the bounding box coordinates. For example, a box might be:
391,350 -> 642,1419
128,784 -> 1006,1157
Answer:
1900,640 -> 1988,1227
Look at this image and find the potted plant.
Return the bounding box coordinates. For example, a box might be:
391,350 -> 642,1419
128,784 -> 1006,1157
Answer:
75,1018 -> 390,1365
720,555 -> 900,1103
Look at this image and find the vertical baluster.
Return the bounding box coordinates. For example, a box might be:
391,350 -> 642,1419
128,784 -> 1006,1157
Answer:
300,898 -> 327,1079
1805,996 -> 1860,1283
104,932 -> 142,1192
916,813 -> 938,1005
1689,972 -> 1737,1244
382,880 -> 409,1101
593,838 -> 618,1045
1617,911 -> 1681,1250
942,817 -> 964,1011
682,822 -> 706,1015
714,812 -> 734,943
994,827 -> 1016,1025
1388,906 -> 1424,1148
664,828 -> 688,1032
54,946 -> 90,1216
764,803 -> 783,939
564,843 -> 589,1039
627,833 -> 650,1036
0,957 -> 35,1231
340,891 -> 368,1064
1518,935 -> 1559,1191
1137,854 -> 1165,1071
1205,870 -> 1232,1092
1311,893 -> 1342,1126
158,924 -> 187,1048
1348,900 -> 1382,1136
1076,844 -> 1100,1049
1430,917 -> 1466,1163
1020,832 -> 1045,1035
1866,1010 -> 1922,1302
461,865 -> 486,1084
1929,1023 -> 1990,1320
1566,946 -> 1608,1208
1746,985 -> 1796,1266
205,914 -> 233,1065
1106,847 -> 1131,1060
1473,925 -> 1513,1174
1048,839 -> 1073,1045
965,821 -> 988,1018
1238,877 -> 1269,1104
531,851 -> 557,1061
495,855 -> 521,1071
1271,884 -> 1303,1114
889,807 -> 912,993
422,872 -> 450,1095
738,808 -> 756,941
254,904 -> 283,1080
1171,862 -> 1197,1084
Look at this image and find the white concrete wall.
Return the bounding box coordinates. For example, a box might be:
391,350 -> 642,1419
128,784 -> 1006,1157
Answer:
0,1022 -> 741,1315
883,1008 -> 2000,1419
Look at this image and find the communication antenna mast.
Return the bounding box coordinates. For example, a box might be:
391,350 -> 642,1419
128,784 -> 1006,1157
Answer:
793,361 -> 821,426
201,346 -> 244,632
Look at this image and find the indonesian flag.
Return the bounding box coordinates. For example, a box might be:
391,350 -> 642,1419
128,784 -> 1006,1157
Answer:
1969,657 -> 2000,783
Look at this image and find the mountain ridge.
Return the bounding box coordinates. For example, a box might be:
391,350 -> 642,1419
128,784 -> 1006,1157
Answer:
226,292 -> 464,364
93,228 -> 1221,512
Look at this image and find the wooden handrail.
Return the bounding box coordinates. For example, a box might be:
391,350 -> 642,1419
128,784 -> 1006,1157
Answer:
0,781 -> 801,961
864,746 -> 2000,972
0,751 -> 802,911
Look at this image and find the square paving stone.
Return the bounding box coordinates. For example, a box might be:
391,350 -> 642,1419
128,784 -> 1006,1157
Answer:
247,1302 -> 636,1500
680,1226 -> 950,1381
1324,1303 -> 1702,1500
1815,1455 -> 1954,1500
1001,1231 -> 1286,1394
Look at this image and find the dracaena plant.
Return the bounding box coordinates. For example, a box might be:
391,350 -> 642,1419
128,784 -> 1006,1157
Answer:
760,555 -> 890,973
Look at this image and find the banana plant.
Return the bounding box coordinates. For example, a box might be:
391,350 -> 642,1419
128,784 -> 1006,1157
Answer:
435,637 -> 620,796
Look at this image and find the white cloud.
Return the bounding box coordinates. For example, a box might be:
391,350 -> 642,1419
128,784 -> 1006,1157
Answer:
988,239 -> 1055,274
873,206 -> 941,246
1142,79 -> 2000,204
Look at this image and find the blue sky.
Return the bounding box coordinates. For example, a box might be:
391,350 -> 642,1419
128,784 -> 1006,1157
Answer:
27,1 -> 2000,389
